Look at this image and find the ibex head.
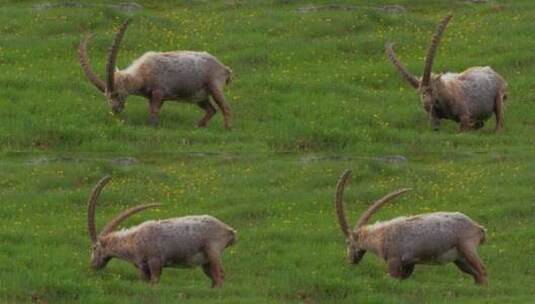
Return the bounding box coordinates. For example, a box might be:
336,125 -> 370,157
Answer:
87,175 -> 160,269
386,14 -> 453,127
334,170 -> 410,265
79,20 -> 131,114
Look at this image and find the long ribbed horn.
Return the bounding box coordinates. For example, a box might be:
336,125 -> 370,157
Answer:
421,14 -> 453,87
79,34 -> 106,93
87,175 -> 112,244
99,203 -> 161,237
106,19 -> 131,92
335,170 -> 352,237
355,188 -> 411,229
385,43 -> 420,89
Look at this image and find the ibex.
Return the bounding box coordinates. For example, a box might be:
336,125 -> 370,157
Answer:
334,170 -> 487,285
87,176 -> 237,287
79,20 -> 233,129
386,14 -> 507,132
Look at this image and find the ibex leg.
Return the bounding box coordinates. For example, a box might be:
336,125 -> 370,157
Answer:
148,90 -> 164,126
459,114 -> 471,132
387,258 -> 403,279
473,121 -> 485,130
197,99 -> 216,128
494,92 -> 505,132
458,242 -> 487,285
429,109 -> 441,131
138,261 -> 151,281
454,258 -> 479,283
207,82 -> 231,130
148,258 -> 163,284
202,263 -> 217,287
205,247 -> 224,288
400,263 -> 415,279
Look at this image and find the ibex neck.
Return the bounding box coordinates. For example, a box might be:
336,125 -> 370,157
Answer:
357,226 -> 386,259
437,74 -> 464,101
114,70 -> 144,95
102,232 -> 138,263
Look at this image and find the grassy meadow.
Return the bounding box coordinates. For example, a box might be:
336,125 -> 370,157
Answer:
1,0 -> 534,303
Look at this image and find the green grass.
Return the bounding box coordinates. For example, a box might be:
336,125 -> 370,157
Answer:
1,153 -> 534,303
1,0 -> 534,154
1,0 -> 535,303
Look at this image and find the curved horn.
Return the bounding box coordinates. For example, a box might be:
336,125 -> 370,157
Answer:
79,34 -> 106,93
421,14 -> 453,87
385,43 -> 420,89
335,170 -> 352,237
106,19 -> 131,92
87,175 -> 112,244
99,203 -> 161,237
355,188 -> 411,229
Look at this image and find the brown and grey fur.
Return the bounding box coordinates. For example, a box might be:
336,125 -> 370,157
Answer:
335,170 -> 487,284
386,14 -> 507,132
79,20 -> 233,128
87,176 -> 237,287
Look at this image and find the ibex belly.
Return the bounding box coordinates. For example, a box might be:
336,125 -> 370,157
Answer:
417,248 -> 459,265
165,252 -> 207,268
158,72 -> 209,103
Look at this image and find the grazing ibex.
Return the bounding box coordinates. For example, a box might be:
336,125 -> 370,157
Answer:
79,20 -> 233,128
87,176 -> 237,287
335,170 -> 487,284
386,14 -> 507,132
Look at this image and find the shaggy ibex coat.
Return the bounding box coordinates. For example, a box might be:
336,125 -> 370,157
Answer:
386,14 -> 507,132
87,176 -> 236,287
335,170 -> 487,284
79,20 -> 233,128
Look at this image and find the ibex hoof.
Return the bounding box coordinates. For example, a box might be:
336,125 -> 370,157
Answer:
148,117 -> 159,126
